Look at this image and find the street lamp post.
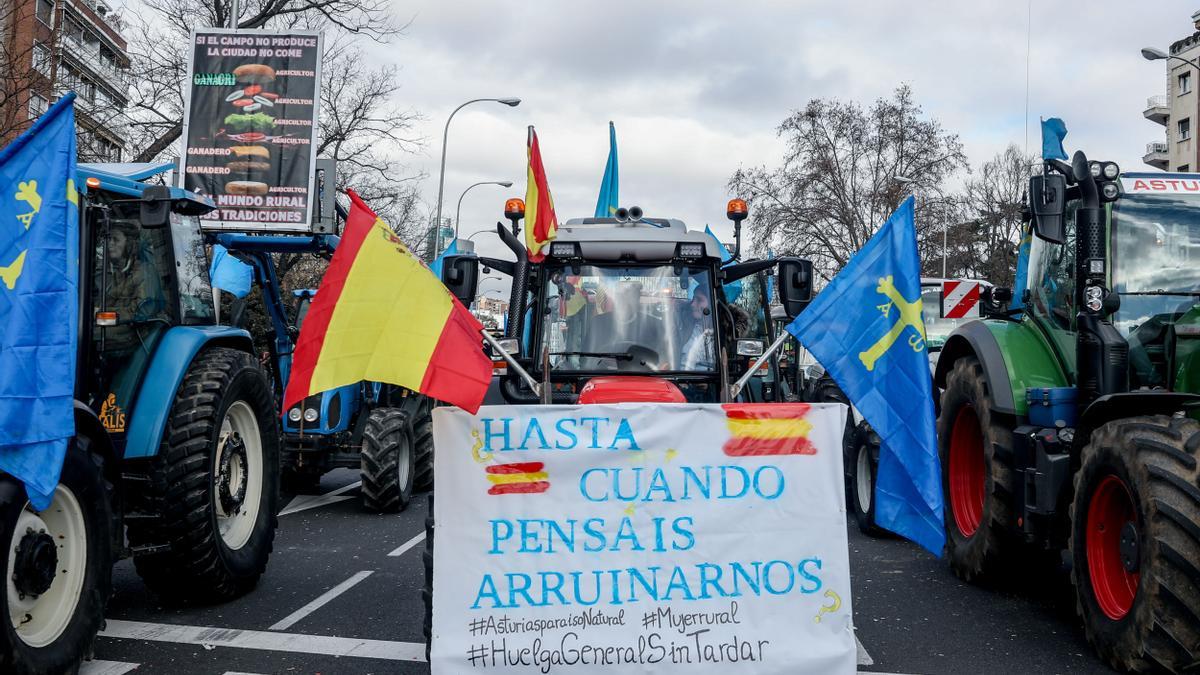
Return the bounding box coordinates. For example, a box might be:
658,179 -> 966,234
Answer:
433,98 -> 520,257
455,181 -> 512,240
894,175 -> 952,277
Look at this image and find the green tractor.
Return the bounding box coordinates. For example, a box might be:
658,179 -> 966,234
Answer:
934,152 -> 1200,671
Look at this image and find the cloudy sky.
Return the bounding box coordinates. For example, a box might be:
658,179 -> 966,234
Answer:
366,0 -> 1187,280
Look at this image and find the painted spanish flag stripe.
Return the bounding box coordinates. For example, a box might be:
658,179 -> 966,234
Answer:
721,403 -> 816,457
486,462 -> 545,474
283,190 -> 492,413
489,482 -> 550,495
486,472 -> 550,485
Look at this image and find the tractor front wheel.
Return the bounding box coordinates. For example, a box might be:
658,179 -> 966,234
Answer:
938,355 -> 1016,581
847,422 -> 886,537
1070,415 -> 1200,672
128,348 -> 280,602
360,408 -> 415,513
0,435 -> 113,674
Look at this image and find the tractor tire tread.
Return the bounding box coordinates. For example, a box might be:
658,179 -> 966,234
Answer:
360,408 -> 413,513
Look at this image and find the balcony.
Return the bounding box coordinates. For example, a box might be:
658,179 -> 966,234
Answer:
61,33 -> 130,92
1144,142 -> 1169,170
1144,95 -> 1169,125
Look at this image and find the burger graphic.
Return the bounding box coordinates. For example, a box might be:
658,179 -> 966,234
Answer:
221,64 -> 279,196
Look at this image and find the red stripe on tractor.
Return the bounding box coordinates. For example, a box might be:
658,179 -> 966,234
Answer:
486,462 -> 545,474
723,436 -> 816,457
419,299 -> 492,414
489,482 -> 550,495
722,403 -> 812,420
281,191 -> 376,409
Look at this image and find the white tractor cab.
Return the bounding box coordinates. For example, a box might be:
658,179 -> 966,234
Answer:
778,277 -> 996,535
440,200 -> 814,405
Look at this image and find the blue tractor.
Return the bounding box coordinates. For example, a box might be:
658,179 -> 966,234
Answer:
0,163 -> 281,673
214,234 -> 435,512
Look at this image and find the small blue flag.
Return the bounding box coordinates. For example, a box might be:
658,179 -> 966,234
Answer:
1041,117 -> 1068,161
430,239 -> 458,281
705,226 -> 743,303
209,244 -> 253,298
784,197 -> 944,555
766,249 -> 776,304
594,122 -> 619,218
1010,222 -> 1032,311
0,94 -> 79,510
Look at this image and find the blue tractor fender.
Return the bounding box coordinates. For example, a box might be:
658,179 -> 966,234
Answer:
123,326 -> 255,459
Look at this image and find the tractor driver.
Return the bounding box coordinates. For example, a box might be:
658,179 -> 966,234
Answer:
679,285 -> 715,370
98,219 -> 167,353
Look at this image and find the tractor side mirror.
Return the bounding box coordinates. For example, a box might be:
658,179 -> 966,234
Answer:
140,185 -> 172,228
776,257 -> 813,320
1029,174 -> 1066,245
440,255 -> 480,307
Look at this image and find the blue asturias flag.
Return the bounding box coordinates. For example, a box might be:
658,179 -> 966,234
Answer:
784,196 -> 944,555
594,121 -> 618,218
209,244 -> 253,298
1041,117 -> 1068,161
0,94 -> 79,510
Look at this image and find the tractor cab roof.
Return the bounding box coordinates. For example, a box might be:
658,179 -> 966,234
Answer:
78,162 -> 216,215
551,217 -> 723,263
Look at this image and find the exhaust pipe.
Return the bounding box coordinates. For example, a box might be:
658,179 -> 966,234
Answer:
613,207 -> 630,223
628,205 -> 643,221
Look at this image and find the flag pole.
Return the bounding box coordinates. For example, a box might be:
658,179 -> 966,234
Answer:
730,330 -> 792,399
480,328 -> 541,397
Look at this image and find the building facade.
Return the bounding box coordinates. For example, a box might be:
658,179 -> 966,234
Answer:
1145,10 -> 1200,172
1,0 -> 129,160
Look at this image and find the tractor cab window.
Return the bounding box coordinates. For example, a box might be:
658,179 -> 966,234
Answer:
1028,200 -> 1079,333
541,265 -> 716,373
171,213 -> 214,324
1111,192 -> 1200,388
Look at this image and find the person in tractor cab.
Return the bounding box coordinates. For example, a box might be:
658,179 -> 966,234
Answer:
679,285 -> 715,370
583,281 -> 667,366
98,219 -> 167,352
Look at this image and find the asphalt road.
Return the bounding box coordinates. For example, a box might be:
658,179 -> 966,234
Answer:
87,469 -> 1119,675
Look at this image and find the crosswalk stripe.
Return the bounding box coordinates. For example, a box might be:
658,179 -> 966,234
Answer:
99,619 -> 426,662
857,634 -> 874,665
80,660 -> 140,675
279,481 -> 361,516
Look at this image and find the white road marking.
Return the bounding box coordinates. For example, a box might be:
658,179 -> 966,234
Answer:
99,619 -> 426,662
387,531 -> 426,557
222,672 -> 270,675
857,634 -> 874,665
279,480 -> 361,516
269,570 -> 374,631
80,661 -> 140,675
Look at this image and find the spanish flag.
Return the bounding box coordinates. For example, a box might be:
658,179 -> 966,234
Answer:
283,191 -> 492,414
524,126 -> 558,262
721,403 -> 816,456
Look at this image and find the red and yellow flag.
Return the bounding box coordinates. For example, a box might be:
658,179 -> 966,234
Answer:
721,403 -> 816,456
283,190 -> 492,414
524,126 -> 558,262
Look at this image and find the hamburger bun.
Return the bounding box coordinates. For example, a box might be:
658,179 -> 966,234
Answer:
226,180 -> 269,196
230,145 -> 270,158
233,63 -> 276,85
227,160 -> 270,172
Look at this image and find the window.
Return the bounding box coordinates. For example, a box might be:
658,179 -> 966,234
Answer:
1180,72 -> 1192,95
35,0 -> 54,24
32,43 -> 51,76
28,93 -> 48,119
1179,118 -> 1191,141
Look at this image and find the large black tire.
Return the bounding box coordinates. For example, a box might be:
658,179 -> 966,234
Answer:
938,355 -> 1016,582
0,436 -> 113,674
847,422 -> 887,537
360,408 -> 414,513
1069,415 -> 1200,673
128,348 -> 280,602
423,493 -> 434,662
412,399 -> 434,493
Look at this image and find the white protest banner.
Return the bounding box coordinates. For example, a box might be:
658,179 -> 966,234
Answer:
430,402 -> 855,674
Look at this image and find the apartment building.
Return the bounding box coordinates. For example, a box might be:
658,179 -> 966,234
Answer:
1144,11 -> 1200,172
1,0 -> 130,160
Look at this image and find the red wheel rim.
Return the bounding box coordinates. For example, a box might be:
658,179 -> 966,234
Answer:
1086,474 -> 1139,620
948,405 -> 986,537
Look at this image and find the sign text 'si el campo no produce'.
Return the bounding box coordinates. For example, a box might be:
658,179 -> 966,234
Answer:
180,28 -> 323,233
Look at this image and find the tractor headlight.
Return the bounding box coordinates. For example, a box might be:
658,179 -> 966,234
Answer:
1101,182 -> 1120,201
1102,162 -> 1120,180
677,242 -> 705,259
287,408 -> 302,422
303,408 -> 319,423
1089,161 -> 1102,178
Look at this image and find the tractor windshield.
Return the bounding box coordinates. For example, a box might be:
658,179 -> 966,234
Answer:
541,264 -> 716,373
1112,193 -> 1200,387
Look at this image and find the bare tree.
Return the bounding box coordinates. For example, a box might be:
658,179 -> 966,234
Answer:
0,1 -> 52,143
945,144 -> 1036,285
729,85 -> 967,280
